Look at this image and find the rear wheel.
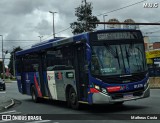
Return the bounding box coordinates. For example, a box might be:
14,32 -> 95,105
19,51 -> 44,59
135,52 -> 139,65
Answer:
31,86 -> 39,103
68,87 -> 79,109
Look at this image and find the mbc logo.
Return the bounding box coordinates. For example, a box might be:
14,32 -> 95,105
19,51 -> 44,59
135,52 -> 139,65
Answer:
143,3 -> 158,8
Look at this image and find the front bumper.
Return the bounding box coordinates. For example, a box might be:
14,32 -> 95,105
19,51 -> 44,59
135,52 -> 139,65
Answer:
92,85 -> 150,104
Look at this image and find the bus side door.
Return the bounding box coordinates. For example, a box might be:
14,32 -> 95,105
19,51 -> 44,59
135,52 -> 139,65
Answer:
74,43 -> 88,101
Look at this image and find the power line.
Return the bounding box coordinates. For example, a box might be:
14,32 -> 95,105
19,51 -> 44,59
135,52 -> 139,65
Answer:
42,27 -> 71,41
144,29 -> 160,34
20,27 -> 71,49
140,20 -> 160,29
0,27 -> 71,43
96,0 -> 147,16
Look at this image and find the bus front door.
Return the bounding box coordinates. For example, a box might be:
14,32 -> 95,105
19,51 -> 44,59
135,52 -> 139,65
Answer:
75,43 -> 88,101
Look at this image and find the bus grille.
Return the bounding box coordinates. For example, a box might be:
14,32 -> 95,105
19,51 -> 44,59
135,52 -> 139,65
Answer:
94,73 -> 146,84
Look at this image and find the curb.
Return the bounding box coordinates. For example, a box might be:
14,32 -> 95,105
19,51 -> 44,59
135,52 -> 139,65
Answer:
4,99 -> 15,109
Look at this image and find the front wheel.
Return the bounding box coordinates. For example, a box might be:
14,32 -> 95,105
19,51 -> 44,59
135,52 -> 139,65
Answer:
68,87 -> 79,109
31,86 -> 39,103
3,85 -> 6,91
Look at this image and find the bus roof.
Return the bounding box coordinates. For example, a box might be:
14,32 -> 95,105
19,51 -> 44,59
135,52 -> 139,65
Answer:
16,32 -> 89,56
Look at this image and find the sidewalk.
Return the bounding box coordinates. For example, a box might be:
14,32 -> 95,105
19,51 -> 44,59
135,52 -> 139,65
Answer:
0,93 -> 15,111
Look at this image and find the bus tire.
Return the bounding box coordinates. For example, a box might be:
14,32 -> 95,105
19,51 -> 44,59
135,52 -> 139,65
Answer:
31,86 -> 39,103
114,101 -> 124,105
68,87 -> 79,109
3,85 -> 6,91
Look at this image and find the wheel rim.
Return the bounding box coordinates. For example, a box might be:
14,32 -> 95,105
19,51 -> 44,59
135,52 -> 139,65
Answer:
70,92 -> 76,105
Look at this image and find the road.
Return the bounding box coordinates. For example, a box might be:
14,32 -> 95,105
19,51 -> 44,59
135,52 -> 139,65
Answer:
0,82 -> 160,123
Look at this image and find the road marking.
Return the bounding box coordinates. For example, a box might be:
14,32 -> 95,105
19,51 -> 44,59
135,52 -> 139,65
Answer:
25,120 -> 51,123
9,111 -> 21,114
0,120 -> 12,123
0,110 -> 16,114
0,92 -> 6,94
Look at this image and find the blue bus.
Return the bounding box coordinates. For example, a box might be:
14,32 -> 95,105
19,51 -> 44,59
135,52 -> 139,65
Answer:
15,29 -> 150,109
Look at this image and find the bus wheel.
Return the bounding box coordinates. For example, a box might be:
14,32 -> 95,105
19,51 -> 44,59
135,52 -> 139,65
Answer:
3,85 -> 6,91
114,101 -> 124,105
68,87 -> 79,109
31,86 -> 39,103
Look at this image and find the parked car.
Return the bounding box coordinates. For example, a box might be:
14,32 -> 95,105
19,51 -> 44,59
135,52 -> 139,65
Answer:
0,78 -> 5,91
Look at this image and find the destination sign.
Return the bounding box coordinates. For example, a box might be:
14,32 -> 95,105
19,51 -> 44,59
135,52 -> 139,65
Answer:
97,32 -> 141,41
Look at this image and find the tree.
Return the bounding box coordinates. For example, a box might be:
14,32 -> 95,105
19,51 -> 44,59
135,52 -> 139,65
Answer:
70,0 -> 99,34
8,46 -> 22,76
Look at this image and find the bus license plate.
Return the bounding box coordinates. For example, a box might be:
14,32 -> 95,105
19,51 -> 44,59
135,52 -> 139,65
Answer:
123,94 -> 133,99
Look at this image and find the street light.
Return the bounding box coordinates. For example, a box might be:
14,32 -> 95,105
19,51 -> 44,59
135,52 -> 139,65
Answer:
0,35 -> 5,80
12,47 -> 16,77
103,15 -> 108,29
49,11 -> 57,39
38,36 -> 43,42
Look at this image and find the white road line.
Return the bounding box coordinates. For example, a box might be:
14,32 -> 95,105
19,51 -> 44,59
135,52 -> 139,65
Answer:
9,111 -> 21,114
0,110 -> 16,114
0,120 -> 12,123
0,92 -> 6,94
25,120 -> 51,123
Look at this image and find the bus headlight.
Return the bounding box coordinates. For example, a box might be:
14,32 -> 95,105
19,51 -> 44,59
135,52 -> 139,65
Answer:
95,85 -> 100,90
94,85 -> 108,94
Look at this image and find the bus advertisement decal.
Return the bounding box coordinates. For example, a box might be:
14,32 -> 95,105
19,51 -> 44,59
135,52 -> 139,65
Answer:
47,71 -> 58,100
34,74 -> 42,97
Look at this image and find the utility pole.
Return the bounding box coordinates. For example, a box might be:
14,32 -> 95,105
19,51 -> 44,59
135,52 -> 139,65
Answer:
0,35 -> 5,80
103,15 -> 108,29
84,0 -> 87,32
38,36 -> 43,42
12,49 -> 15,77
49,11 -> 57,38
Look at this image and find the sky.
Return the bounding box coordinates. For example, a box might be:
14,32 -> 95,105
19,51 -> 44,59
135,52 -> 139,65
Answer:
0,0 -> 160,66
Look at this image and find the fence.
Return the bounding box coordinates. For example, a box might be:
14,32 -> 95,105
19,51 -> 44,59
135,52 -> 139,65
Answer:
149,77 -> 160,88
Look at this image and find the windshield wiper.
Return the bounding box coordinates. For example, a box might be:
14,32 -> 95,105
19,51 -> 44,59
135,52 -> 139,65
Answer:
125,45 -> 130,68
104,43 -> 120,68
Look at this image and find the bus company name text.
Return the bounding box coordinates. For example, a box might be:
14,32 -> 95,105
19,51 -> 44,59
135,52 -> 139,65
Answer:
1,115 -> 42,121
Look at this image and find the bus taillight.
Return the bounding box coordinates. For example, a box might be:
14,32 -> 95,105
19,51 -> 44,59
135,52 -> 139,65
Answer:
107,86 -> 121,93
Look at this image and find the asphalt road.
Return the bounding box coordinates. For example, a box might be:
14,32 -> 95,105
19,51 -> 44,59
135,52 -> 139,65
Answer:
0,82 -> 160,123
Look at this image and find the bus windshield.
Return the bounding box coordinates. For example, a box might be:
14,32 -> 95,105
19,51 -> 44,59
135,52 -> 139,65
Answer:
91,43 -> 147,76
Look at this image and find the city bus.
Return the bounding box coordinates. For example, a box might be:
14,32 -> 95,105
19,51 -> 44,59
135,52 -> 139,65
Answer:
15,29 -> 150,109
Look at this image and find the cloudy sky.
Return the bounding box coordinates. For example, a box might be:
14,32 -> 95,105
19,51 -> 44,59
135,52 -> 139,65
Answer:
0,0 -> 160,65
